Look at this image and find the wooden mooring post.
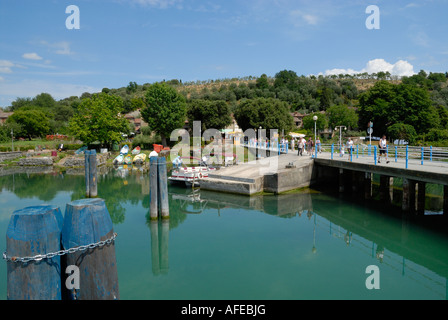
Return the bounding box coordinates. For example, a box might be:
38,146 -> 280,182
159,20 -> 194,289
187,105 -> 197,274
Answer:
150,155 -> 170,220
5,205 -> 63,300
62,198 -> 119,300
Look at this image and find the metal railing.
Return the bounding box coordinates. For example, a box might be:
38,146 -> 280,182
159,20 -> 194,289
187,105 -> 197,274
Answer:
317,143 -> 448,168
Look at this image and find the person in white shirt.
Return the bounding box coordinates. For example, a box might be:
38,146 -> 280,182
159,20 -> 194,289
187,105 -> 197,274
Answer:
346,138 -> 354,158
378,135 -> 389,164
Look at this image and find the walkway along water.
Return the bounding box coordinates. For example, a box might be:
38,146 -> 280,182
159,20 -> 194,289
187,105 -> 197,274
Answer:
201,142 -> 448,217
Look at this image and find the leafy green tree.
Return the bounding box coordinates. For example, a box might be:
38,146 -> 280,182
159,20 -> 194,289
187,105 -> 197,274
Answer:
141,82 -> 187,146
387,123 -> 417,144
234,98 -> 294,134
256,74 -> 269,90
326,105 -> 358,130
6,109 -> 50,140
302,113 -> 328,132
69,93 -> 129,147
358,81 -> 437,136
187,99 -> 232,131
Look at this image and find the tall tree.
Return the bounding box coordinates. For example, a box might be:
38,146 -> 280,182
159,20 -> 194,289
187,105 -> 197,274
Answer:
141,82 -> 187,146
187,99 -> 232,131
326,105 -> 358,130
234,97 -> 294,134
6,109 -> 50,140
68,93 -> 129,147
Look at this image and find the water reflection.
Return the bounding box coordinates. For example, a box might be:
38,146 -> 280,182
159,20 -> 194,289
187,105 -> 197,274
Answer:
149,220 -> 169,275
1,166 -> 447,299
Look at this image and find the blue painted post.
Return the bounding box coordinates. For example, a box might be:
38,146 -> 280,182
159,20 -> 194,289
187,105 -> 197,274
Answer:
331,144 -> 334,160
356,145 -> 359,159
84,150 -> 90,197
406,145 -> 409,169
368,144 -> 371,156
374,146 -> 377,165
314,143 -> 317,159
430,146 -> 433,161
88,150 -> 98,198
157,157 -> 169,219
350,146 -> 353,162
395,146 -> 398,163
6,205 -> 63,300
62,198 -> 119,300
150,156 -> 158,220
421,147 -> 424,165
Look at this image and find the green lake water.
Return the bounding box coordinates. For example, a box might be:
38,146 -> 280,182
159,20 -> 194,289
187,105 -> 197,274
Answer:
1,166 -> 447,300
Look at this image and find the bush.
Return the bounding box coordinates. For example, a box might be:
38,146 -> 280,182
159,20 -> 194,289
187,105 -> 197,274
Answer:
131,134 -> 162,150
426,128 -> 448,142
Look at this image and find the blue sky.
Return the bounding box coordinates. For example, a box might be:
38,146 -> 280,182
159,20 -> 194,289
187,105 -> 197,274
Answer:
0,0 -> 447,107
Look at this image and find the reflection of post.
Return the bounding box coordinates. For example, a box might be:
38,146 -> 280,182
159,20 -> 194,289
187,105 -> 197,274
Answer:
150,219 -> 170,275
160,219 -> 169,274
150,221 -> 160,275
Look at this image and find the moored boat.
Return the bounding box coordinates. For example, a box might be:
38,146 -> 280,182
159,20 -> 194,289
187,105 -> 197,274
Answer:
120,145 -> 129,154
133,153 -> 147,164
124,154 -> 133,165
168,166 -> 216,187
113,154 -> 124,165
131,146 -> 141,155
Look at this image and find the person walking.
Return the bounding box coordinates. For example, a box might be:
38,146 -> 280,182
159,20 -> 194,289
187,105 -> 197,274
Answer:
378,135 -> 389,164
297,137 -> 305,156
346,138 -> 354,159
315,137 -> 321,153
307,137 -> 314,155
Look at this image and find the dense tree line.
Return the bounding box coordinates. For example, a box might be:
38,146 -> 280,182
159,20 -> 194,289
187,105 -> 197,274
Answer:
1,70 -> 447,146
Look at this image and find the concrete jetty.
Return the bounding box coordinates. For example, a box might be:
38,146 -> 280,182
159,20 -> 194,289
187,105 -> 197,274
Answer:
200,152 -> 315,195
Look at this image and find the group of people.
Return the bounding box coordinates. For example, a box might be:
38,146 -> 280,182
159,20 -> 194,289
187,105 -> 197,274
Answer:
296,136 -> 321,156
296,134 -> 391,164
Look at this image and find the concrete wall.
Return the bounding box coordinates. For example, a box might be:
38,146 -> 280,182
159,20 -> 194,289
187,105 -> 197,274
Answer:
264,161 -> 316,194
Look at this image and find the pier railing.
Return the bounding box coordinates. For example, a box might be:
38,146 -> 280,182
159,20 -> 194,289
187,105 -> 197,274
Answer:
241,140 -> 448,168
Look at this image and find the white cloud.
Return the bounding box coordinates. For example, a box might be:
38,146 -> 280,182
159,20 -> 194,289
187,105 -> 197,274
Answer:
324,59 -> 415,77
40,41 -> 73,55
22,53 -> 43,60
0,60 -> 15,73
290,10 -> 319,26
0,76 -> 4,82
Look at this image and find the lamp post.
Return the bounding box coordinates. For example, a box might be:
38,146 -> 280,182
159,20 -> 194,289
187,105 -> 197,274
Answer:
335,125 -> 347,152
313,115 -> 318,156
11,128 -> 13,152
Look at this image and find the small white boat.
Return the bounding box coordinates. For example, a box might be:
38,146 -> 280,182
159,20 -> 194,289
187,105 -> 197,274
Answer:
113,154 -> 124,164
120,145 -> 129,154
168,166 -> 216,187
